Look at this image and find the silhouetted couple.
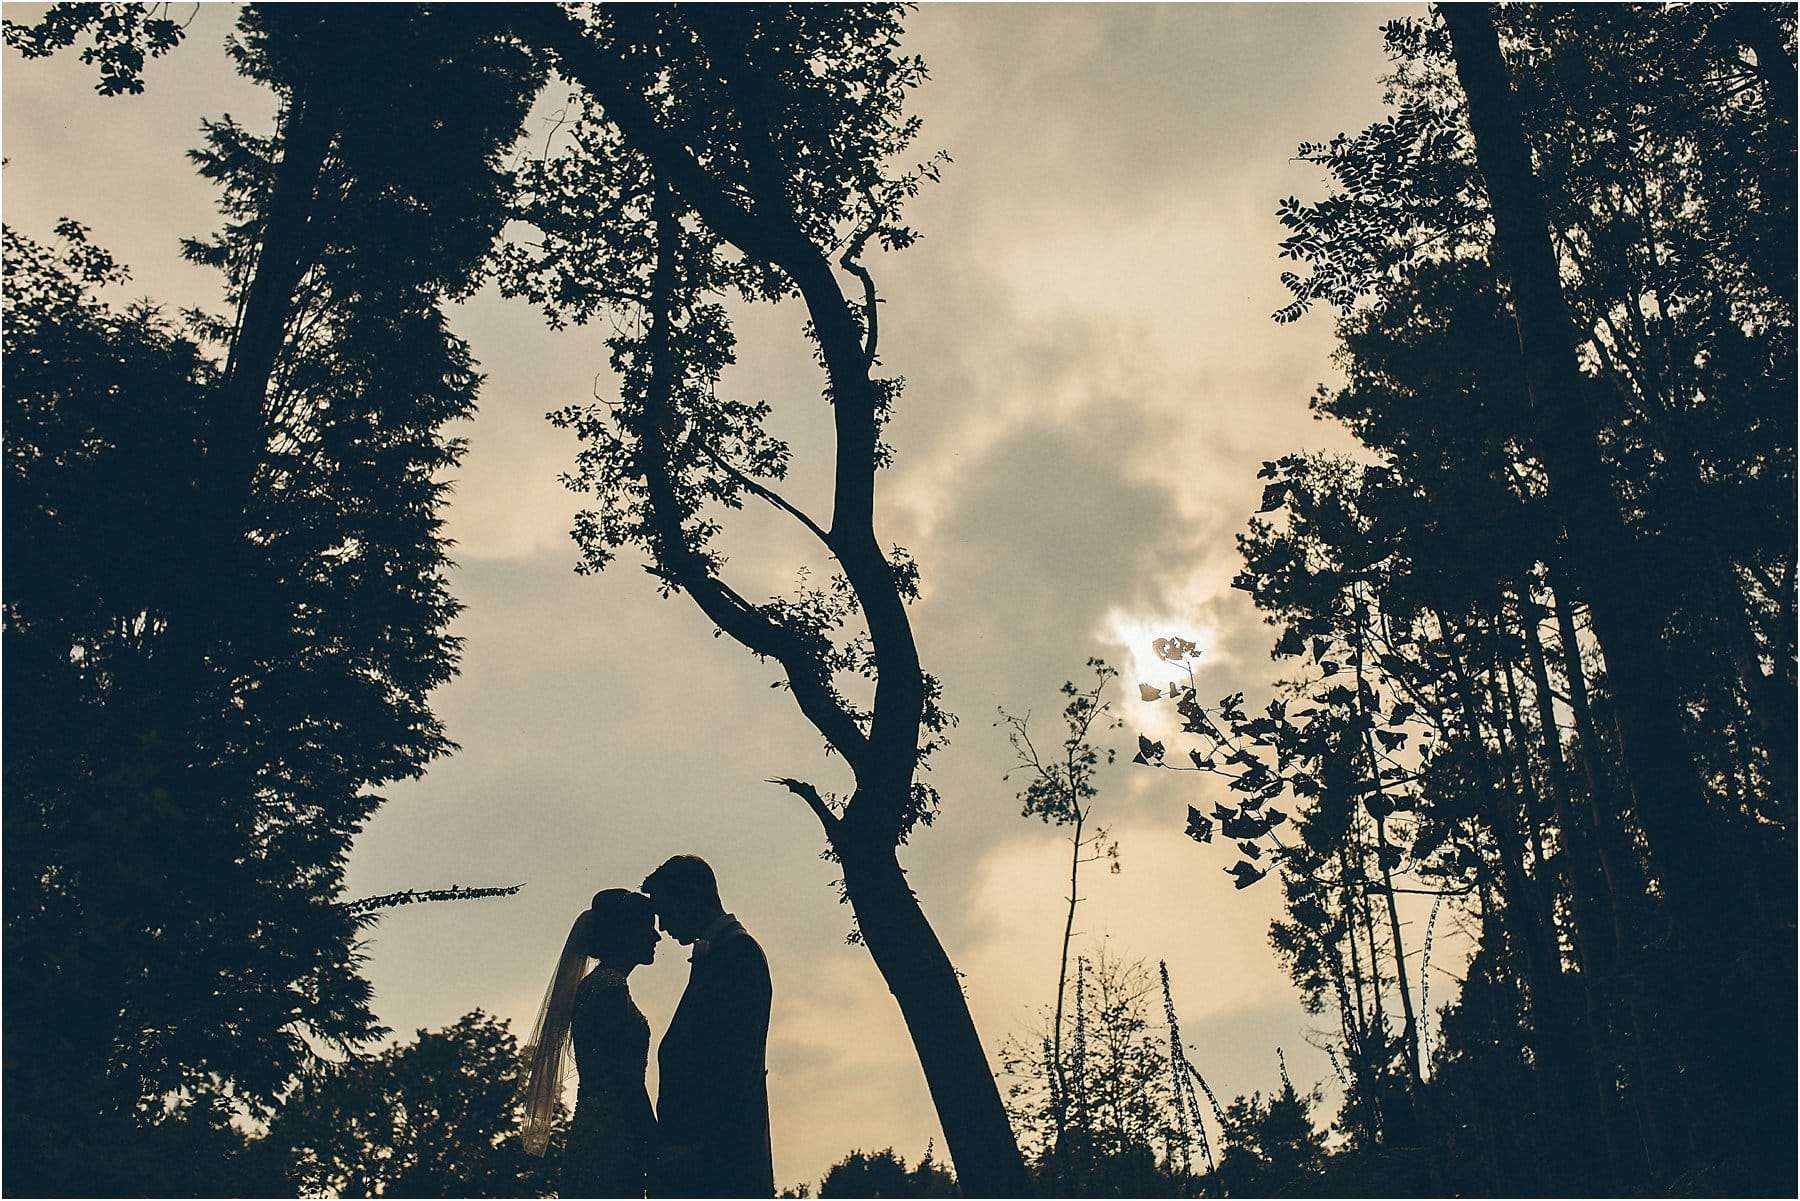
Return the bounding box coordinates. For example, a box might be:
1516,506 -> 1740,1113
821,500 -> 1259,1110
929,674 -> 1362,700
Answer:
522,855 -> 774,1198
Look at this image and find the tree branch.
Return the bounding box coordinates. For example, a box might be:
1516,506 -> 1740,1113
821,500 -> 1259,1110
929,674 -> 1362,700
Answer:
670,565 -> 871,765
768,776 -> 841,835
506,6 -> 803,272
691,435 -> 835,552
528,4 -> 928,843
635,183 -> 871,769
677,9 -> 933,842
839,213 -> 880,368
344,882 -> 524,917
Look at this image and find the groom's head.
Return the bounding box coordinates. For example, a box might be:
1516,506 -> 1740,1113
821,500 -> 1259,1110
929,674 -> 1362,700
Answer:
643,854 -> 725,945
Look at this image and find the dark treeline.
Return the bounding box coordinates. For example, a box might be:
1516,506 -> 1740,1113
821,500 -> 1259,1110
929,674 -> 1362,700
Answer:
1134,4 -> 1795,1197
2,3 -> 1792,1198
4,6 -> 542,1195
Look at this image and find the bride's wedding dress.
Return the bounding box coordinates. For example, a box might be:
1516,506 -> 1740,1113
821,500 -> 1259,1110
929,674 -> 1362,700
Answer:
561,966 -> 657,1197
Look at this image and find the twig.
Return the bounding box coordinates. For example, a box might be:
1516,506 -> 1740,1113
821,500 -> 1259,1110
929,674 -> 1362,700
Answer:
693,436 -> 834,551
344,882 -> 524,916
768,776 -> 842,833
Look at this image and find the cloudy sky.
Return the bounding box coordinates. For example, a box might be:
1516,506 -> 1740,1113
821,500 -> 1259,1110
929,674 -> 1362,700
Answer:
5,3 -> 1427,1187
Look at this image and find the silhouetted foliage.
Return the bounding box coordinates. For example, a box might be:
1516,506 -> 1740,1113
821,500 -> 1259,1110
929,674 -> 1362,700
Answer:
1,2 -> 186,95
1208,1082 -> 1327,1198
3,5 -> 539,1192
815,1145 -> 959,1199
1000,949 -> 1201,1197
1139,4 -> 1796,1196
264,1011 -> 559,1199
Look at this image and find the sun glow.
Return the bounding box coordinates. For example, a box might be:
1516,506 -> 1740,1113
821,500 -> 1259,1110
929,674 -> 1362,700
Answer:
1099,608 -> 1216,703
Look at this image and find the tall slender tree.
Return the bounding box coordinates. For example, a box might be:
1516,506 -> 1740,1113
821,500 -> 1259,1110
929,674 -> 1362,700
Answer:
999,658 -> 1122,1148
1439,0 -> 1733,945
497,7 -> 1028,1190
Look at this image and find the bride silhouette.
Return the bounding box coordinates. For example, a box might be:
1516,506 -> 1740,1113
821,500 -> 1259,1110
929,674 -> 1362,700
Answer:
521,889 -> 660,1197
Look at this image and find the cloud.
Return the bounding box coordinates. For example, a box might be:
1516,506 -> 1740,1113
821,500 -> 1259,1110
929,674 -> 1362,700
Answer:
906,4 -> 1423,225
440,288 -> 645,564
8,4 -> 1434,1187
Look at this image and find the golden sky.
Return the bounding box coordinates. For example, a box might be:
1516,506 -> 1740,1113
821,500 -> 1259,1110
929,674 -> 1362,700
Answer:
4,3 -> 1433,1186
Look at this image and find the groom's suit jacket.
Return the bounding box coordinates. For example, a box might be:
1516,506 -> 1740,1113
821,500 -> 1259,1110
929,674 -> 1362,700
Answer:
654,915 -> 774,1198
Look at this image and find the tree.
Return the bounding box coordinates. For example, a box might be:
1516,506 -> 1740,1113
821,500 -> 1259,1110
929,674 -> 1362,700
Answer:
816,1146 -> 959,1199
1437,0 -> 1734,948
264,1011 -> 558,1199
998,658 -> 1122,1146
1,219 -> 365,1188
1224,7 -> 1795,1191
1000,948 -> 1197,1197
495,7 -> 1025,1191
1208,1080 -> 1327,1198
2,7 -> 540,1189
1275,3 -> 1795,856
1437,6 -> 1795,1185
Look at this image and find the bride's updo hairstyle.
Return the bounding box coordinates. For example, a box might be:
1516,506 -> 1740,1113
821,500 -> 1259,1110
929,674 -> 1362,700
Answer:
521,889 -> 653,1157
584,888 -> 655,962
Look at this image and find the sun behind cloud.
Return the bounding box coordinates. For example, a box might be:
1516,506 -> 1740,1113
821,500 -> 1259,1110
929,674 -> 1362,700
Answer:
1099,607 -> 1219,709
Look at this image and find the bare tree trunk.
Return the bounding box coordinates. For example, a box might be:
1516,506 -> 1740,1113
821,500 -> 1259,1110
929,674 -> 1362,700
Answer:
1547,580 -> 1671,1182
1517,587 -> 1618,971
1350,596 -> 1423,1090
1517,606 -> 1643,1186
1440,613 -> 1602,1190
1496,619 -> 1628,1188
1546,580 -> 1648,912
1051,805 -> 1084,1147
835,831 -> 1031,1196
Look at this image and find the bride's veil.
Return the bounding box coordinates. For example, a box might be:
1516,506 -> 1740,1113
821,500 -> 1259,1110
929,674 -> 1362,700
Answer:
520,909 -> 593,1157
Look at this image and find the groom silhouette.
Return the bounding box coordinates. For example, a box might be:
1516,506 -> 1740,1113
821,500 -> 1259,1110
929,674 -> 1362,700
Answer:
642,855 -> 774,1198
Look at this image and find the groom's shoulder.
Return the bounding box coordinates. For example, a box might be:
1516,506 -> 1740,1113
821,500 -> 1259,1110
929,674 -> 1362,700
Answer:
718,919 -> 764,955
714,921 -> 771,974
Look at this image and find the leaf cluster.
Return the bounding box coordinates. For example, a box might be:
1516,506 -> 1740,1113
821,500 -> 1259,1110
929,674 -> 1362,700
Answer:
2,2 -> 186,96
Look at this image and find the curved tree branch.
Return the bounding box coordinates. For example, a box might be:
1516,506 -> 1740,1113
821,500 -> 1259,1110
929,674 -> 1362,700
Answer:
508,6 -> 806,272
768,776 -> 841,836
636,183 -> 870,770
523,5 -> 923,832
839,212 -> 881,368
